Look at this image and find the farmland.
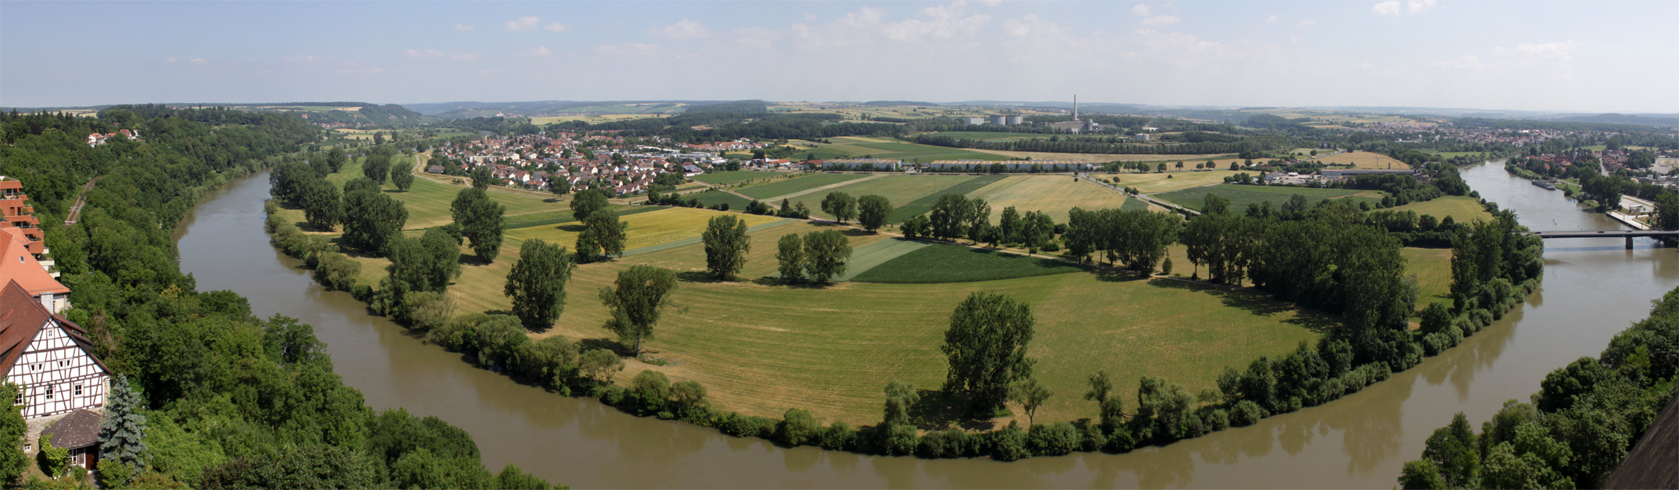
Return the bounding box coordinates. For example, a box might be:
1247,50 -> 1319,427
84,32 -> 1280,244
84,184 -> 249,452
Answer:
1154,184 -> 1383,211
280,156 -> 559,229
1091,170 -> 1241,195
503,206 -> 782,253
1315,151 -> 1411,170
784,175 -> 982,220
964,175 -> 1131,224
815,136 -> 1012,162
691,170 -> 791,185
1387,195 -> 1494,223
735,173 -> 871,200
921,131 -> 1055,141
686,189 -> 755,210
849,243 -> 1088,283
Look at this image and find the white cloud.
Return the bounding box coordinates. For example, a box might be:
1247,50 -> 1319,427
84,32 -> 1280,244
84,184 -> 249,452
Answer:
506,16 -> 540,31
1497,40 -> 1580,62
1267,14 -> 1278,22
1002,13 -> 1065,39
1372,1 -> 1401,15
165,57 -> 178,63
593,43 -> 663,56
883,0 -> 991,42
1375,0 -> 1436,15
657,19 -> 711,39
731,27 -> 781,48
455,23 -> 475,31
1298,19 -> 1316,26
189,58 -> 208,66
1141,15 -> 1180,26
1132,4 -> 1151,16
404,49 -> 445,58
544,22 -> 568,32
524,45 -> 550,57
790,7 -> 884,47
1408,0 -> 1438,14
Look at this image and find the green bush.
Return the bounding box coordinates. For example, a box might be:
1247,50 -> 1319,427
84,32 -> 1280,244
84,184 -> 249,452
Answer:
1080,423 -> 1106,452
631,371 -> 672,416
775,408 -> 819,447
1102,425 -> 1137,453
1231,400 -> 1267,427
990,423 -> 1029,461
917,429 -> 966,459
881,424 -> 919,456
1205,409 -> 1230,431
1026,422 -> 1079,456
817,421 -> 857,451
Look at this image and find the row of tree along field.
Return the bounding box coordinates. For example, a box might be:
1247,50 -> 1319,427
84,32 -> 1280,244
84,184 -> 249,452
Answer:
0,108 -> 558,488
265,133 -> 1550,461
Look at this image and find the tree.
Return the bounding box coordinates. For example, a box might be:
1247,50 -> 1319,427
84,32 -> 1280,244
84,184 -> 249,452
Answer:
326,147 -> 347,173
882,380 -> 919,427
1422,412 -> 1481,488
0,384 -> 26,480
549,177 -> 572,197
570,189 -> 610,222
929,194 -> 971,240
469,166 -> 494,189
390,158 -> 415,191
363,153 -> 392,185
451,188 -> 506,263
856,195 -> 892,232
702,215 -> 751,280
599,265 -> 679,357
1085,371 -> 1114,404
999,206 -> 1022,244
1009,377 -> 1052,427
100,374 -> 148,470
820,192 -> 858,223
504,239 -> 576,331
384,227 -> 461,296
801,229 -> 852,284
578,208 -> 627,262
578,348 -> 623,385
777,233 -> 805,283
340,188 -> 408,254
1203,194 -> 1231,215
941,292 -> 1036,412
298,177 -> 342,231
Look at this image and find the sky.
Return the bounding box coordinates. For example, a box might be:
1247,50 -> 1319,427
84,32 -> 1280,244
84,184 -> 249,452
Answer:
3,0 -> 1677,113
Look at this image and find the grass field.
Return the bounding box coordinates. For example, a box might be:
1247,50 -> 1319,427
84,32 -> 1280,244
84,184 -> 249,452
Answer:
503,206 -> 781,253
1387,196 -> 1493,223
965,175 -> 1130,224
1155,184 -> 1382,212
922,131 -> 1054,141
833,238 -> 932,281
1403,247 -> 1454,310
818,136 -> 1011,162
319,157 -> 557,229
687,189 -> 755,210
888,175 -> 1009,224
1316,151 -> 1411,170
785,175 -> 980,220
965,150 -> 1235,164
850,243 -> 1087,283
1093,170 -> 1241,195
692,171 -> 790,185
736,173 -> 871,200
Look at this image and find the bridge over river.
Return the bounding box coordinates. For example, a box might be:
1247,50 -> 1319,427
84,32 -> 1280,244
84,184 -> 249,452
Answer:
1528,229 -> 1679,249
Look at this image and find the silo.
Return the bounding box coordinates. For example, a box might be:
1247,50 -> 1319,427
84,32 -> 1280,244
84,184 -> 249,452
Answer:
1005,115 -> 1024,125
989,115 -> 1008,125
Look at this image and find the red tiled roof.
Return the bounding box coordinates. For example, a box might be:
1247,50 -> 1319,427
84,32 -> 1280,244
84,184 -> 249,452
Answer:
0,280 -> 50,378
0,226 -> 66,296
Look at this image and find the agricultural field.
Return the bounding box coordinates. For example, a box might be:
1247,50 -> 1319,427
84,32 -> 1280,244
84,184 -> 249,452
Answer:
736,173 -> 872,200
1154,184 -> 1383,212
921,131 -> 1054,141
964,175 -> 1130,224
692,170 -> 791,185
965,149 -> 1235,164
1315,151 -> 1411,170
784,175 -> 981,220
1403,247 -> 1454,310
1092,170 -> 1241,195
817,136 -> 1011,162
849,243 -> 1088,283
888,175 -> 1008,223
1386,196 -> 1494,223
313,157 -> 557,229
502,206 -> 782,253
530,114 -> 670,125
686,189 -> 755,211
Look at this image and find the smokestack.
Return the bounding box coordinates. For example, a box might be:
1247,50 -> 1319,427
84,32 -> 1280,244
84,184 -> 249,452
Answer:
1073,94 -> 1079,121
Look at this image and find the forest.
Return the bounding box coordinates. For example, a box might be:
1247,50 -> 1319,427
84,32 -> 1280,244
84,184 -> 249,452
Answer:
0,109 -> 556,488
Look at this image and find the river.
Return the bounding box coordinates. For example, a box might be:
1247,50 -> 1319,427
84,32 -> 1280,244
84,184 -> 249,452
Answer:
173,161 -> 1677,488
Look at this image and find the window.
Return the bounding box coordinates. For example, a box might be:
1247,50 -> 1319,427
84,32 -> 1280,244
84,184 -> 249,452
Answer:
44,385 -> 51,401
73,384 -> 81,396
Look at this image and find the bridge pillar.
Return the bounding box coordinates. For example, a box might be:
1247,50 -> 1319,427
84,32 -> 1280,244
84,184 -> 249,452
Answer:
1627,236 -> 1634,250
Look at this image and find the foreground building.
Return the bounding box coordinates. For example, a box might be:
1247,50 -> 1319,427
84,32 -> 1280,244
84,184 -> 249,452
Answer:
1,279 -> 111,469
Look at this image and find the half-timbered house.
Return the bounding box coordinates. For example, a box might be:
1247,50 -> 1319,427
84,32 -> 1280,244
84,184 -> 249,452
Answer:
0,280 -> 109,419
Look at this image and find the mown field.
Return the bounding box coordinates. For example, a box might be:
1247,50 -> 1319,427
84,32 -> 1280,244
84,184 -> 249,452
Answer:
1403,247 -> 1454,310
1092,170 -> 1240,195
503,206 -> 782,253
692,170 -> 791,185
736,173 -> 871,200
818,136 -> 1011,162
1315,151 -> 1411,170
1387,196 -> 1493,223
965,175 -> 1130,224
285,157 -> 559,229
1155,184 -> 1383,212
849,243 -> 1088,283
687,189 -> 755,210
921,131 -> 1054,141
887,175 -> 1008,224
785,175 -> 979,220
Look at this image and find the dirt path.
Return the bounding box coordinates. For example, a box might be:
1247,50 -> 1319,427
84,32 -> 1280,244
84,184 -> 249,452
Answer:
63,177 -> 97,225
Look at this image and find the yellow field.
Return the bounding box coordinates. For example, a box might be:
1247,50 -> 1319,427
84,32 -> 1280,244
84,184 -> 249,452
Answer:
1093,170 -> 1241,195
964,149 -> 1234,164
503,206 -> 781,252
530,114 -> 670,125
1387,196 -> 1493,224
1316,151 -> 1411,170
965,176 -> 1129,224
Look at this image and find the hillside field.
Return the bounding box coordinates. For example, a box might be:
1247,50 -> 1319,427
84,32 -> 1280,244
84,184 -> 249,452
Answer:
1387,196 -> 1494,224
1315,151 -> 1411,170
1155,184 -> 1384,212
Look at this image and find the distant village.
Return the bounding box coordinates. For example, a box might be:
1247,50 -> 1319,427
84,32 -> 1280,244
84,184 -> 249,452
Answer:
425,133 -> 744,196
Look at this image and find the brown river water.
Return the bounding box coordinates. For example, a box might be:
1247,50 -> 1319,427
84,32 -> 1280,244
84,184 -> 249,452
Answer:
174,162 -> 1677,488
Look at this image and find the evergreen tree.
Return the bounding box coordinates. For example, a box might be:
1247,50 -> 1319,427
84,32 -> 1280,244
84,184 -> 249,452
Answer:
99,374 -> 149,469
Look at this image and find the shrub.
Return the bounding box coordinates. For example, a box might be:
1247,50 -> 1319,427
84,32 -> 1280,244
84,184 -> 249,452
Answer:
990,423 -> 1029,461
881,424 -> 919,456
402,291 -> 454,332
1026,422 -> 1079,456
1080,423 -> 1106,452
1102,425 -> 1137,453
776,409 -> 819,447
669,381 -> 708,422
817,421 -> 857,451
631,371 -> 671,416
917,429 -> 966,459
720,415 -> 768,438
599,385 -> 627,406
1205,409 -> 1230,431
1231,400 -> 1268,427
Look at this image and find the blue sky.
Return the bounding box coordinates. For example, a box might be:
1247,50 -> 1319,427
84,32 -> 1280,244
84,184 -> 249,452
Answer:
3,0 -> 1676,112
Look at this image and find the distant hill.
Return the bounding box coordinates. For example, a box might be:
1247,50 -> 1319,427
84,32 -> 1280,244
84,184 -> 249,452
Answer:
1555,113 -> 1679,128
